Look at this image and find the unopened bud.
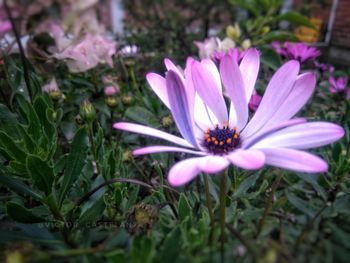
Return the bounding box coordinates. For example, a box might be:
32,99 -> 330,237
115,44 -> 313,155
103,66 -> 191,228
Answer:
125,203 -> 158,235
122,95 -> 133,105
80,101 -> 96,123
105,96 -> 118,108
161,115 -> 173,127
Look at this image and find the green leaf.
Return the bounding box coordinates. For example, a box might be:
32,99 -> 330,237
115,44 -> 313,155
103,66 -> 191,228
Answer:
6,202 -> 46,223
0,171 -> 42,200
0,131 -> 26,163
58,126 -> 89,205
260,48 -> 282,69
33,96 -> 56,143
276,11 -> 315,28
77,196 -> 106,228
260,31 -> 297,43
125,106 -> 159,127
233,173 -> 260,199
0,104 -> 19,138
131,237 -> 155,263
17,124 -> 37,154
178,193 -> 191,221
26,155 -> 55,195
158,227 -> 182,262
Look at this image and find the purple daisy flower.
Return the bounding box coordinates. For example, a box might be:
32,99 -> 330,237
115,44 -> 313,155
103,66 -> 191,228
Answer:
329,76 -> 350,99
272,42 -> 320,64
114,48 -> 344,187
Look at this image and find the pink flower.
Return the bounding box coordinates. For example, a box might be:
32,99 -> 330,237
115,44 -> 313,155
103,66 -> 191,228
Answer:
248,91 -> 262,112
54,33 -> 116,73
214,48 -> 246,63
194,37 -> 219,59
114,49 -> 344,187
104,85 -> 120,96
272,42 -> 320,64
42,77 -> 59,93
314,61 -> 334,73
0,20 -> 11,37
329,76 -> 349,99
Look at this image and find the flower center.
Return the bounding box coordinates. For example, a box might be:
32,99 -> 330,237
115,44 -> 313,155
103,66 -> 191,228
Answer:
203,125 -> 240,155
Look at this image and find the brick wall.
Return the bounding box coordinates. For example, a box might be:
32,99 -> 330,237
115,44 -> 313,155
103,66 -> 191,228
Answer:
331,0 -> 350,48
294,0 -> 350,48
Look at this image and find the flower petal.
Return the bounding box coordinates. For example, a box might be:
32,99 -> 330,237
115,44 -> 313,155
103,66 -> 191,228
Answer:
168,156 -> 229,186
264,72 -> 316,128
146,73 -> 170,108
166,70 -> 198,147
242,60 -> 300,137
239,48 -> 260,101
226,149 -> 265,169
191,60 -> 228,124
251,122 -> 344,150
220,54 -> 248,130
242,118 -> 307,149
168,158 -> 201,186
113,122 -> 194,148
261,148 -> 328,173
133,146 -> 206,156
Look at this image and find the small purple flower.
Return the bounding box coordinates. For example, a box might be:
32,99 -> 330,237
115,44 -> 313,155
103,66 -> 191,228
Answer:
114,49 -> 344,186
248,91 -> 262,112
329,76 -> 349,97
272,42 -> 320,64
314,61 -> 334,73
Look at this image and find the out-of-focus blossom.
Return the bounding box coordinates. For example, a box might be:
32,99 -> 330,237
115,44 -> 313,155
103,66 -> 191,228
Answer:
104,85 -> 120,96
329,76 -> 350,98
0,20 -> 11,37
195,37 -> 236,59
241,39 -> 252,50
42,77 -> 59,93
114,49 -> 344,186
248,91 -> 262,112
54,33 -> 116,73
272,41 -> 320,64
226,23 -> 241,41
119,45 -> 139,57
314,61 -> 334,73
194,37 -> 219,59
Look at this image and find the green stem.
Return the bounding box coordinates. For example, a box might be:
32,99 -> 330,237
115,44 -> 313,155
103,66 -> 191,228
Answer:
203,174 -> 215,246
256,173 -> 283,237
88,123 -> 101,179
219,171 -> 228,262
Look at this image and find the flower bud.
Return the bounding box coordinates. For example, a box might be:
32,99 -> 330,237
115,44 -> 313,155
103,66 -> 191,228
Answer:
161,115 -> 173,127
122,95 -> 133,105
226,23 -> 241,40
241,39 -> 252,50
79,101 -> 96,123
261,26 -> 270,34
125,203 -> 158,235
105,96 -> 118,108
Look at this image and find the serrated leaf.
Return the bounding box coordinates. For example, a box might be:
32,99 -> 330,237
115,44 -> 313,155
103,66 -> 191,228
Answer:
0,131 -> 26,163
26,155 -> 55,195
0,104 -> 19,138
58,126 -> 89,205
6,202 -> 46,223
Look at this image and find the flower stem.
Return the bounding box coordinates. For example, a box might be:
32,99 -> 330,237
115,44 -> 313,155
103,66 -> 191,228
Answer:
256,173 -> 283,237
219,171 -> 228,261
203,174 -> 215,246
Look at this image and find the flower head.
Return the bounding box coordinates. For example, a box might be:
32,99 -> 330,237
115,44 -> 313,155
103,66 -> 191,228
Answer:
272,42 -> 320,64
104,85 -> 120,96
114,49 -> 344,186
195,37 -> 236,60
328,75 -> 350,99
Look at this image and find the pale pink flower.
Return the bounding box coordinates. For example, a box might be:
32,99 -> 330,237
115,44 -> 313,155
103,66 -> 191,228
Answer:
42,77 -> 59,93
114,49 -> 344,186
0,20 -> 11,37
54,33 -> 116,73
104,85 -> 120,96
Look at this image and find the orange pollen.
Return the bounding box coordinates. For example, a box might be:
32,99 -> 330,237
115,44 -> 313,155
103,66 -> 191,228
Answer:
219,141 -> 224,146
233,134 -> 239,139
226,138 -> 232,144
214,141 -> 218,145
